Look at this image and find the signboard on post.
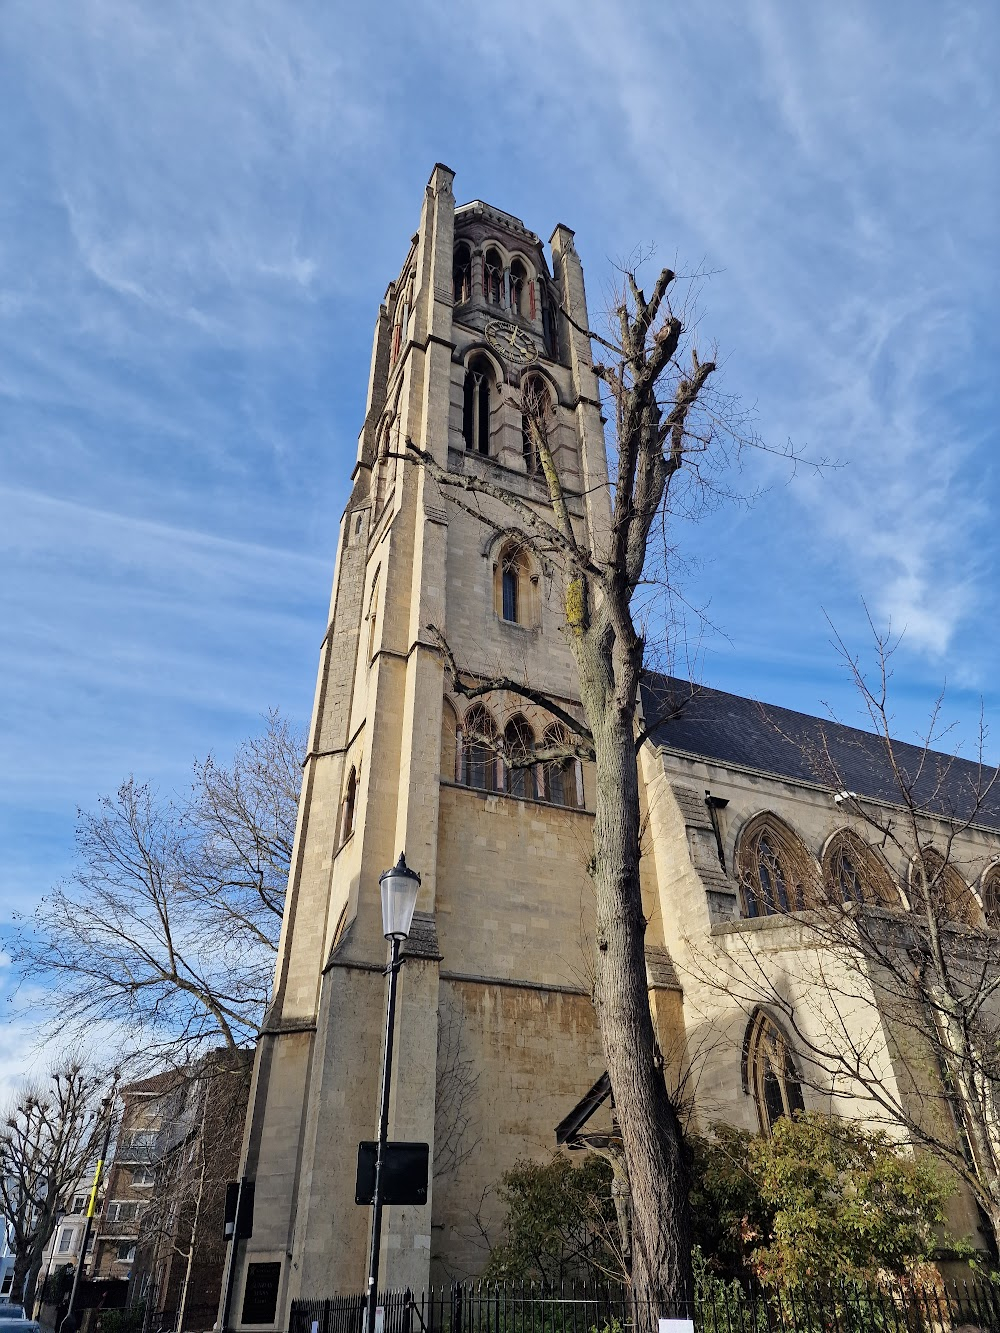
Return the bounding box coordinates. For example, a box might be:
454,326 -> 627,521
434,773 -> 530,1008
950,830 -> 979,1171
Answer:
355,1141 -> 429,1205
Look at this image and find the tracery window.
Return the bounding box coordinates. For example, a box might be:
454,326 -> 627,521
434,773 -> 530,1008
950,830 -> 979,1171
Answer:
504,716 -> 536,800
521,375 -> 551,476
340,767 -> 357,845
484,248 -> 505,306
745,1011 -> 806,1134
982,865 -> 1000,929
462,705 -> 500,793
453,243 -> 473,305
509,258 -> 528,316
463,354 -> 494,456
912,848 -> 982,927
541,725 -> 581,808
736,814 -> 818,918
822,829 -> 898,908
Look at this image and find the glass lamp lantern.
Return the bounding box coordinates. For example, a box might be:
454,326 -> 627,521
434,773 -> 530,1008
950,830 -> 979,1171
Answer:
379,853 -> 421,940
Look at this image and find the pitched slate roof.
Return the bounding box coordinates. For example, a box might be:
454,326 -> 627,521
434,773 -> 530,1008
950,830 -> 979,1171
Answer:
639,674 -> 1000,833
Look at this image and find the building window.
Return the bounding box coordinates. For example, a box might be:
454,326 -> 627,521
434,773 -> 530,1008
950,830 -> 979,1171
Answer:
453,243 -> 472,304
130,1168 -> 155,1188
541,726 -> 581,808
484,248 -> 504,306
105,1201 -> 139,1223
736,814 -> 817,918
745,1011 -> 805,1135
116,1244 -> 136,1263
541,284 -> 559,358
340,767 -> 357,844
366,570 -> 380,662
822,830 -> 897,908
509,258 -> 528,316
462,705 -> 500,792
912,848 -> 982,927
982,866 -> 1000,929
463,355 -> 494,456
58,1228 -> 74,1254
504,717 -> 536,800
521,375 -> 551,476
494,541 -> 531,626
71,1195 -> 88,1214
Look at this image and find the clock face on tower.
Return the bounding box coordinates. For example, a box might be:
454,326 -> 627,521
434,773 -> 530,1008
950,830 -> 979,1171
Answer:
484,319 -> 538,366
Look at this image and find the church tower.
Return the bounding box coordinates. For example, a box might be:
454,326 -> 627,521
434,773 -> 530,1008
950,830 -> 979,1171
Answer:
225,165 -> 624,1327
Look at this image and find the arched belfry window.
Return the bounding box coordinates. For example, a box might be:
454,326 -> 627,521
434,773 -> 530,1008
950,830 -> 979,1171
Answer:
541,725 -> 581,808
462,705 -> 500,793
504,716 -> 536,800
745,1011 -> 805,1135
736,814 -> 818,918
463,354 -> 494,456
453,243 -> 472,305
521,375 -> 552,476
484,248 -> 505,306
822,830 -> 898,908
541,284 -> 559,358
982,865 -> 1000,929
494,540 -> 532,625
340,767 -> 357,845
911,848 -> 982,928
509,258 -> 528,316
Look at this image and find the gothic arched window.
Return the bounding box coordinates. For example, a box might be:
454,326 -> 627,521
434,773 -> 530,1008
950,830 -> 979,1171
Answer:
340,767 -> 357,845
484,248 -> 505,306
521,375 -> 551,476
736,814 -> 818,918
981,866 -> 1000,929
745,1012 -> 805,1135
504,716 -> 536,800
494,540 -> 531,625
453,243 -> 472,305
366,569 -> 380,663
463,354 -> 494,456
541,725 -> 580,808
509,258 -> 528,316
911,848 -> 982,928
541,284 -> 559,358
822,830 -> 898,908
462,705 -> 500,793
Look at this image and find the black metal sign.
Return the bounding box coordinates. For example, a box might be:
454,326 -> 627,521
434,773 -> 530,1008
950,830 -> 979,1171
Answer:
355,1141 -> 429,1205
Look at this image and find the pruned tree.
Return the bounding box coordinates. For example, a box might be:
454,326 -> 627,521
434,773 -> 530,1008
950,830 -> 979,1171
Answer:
403,261 -> 798,1318
690,623 -> 1000,1252
0,1063 -> 112,1310
13,712 -> 303,1065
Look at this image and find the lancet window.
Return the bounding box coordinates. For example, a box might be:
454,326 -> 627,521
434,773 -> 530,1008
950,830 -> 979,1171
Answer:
982,865 -> 1000,929
504,716 -> 536,800
736,814 -> 818,918
521,375 -> 551,475
541,725 -> 580,808
462,705 -> 500,793
484,248 -> 505,306
463,354 -> 494,456
509,258 -> 528,316
745,1011 -> 805,1134
340,767 -> 357,845
494,540 -> 531,625
453,243 -> 473,305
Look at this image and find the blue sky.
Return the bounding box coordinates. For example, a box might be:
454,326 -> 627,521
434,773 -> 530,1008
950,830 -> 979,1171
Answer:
1,0 -> 997,1093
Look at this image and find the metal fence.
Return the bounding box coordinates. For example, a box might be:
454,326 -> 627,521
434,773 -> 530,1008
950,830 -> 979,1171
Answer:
290,1278 -> 1000,1333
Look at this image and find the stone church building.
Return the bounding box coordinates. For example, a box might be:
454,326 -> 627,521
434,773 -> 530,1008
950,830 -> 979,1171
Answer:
223,166 -> 1000,1328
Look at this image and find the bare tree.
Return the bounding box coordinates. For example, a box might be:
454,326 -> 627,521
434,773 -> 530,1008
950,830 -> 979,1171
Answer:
404,263 -> 794,1318
13,713 -> 303,1065
691,624 -> 1000,1251
0,1063 -> 111,1310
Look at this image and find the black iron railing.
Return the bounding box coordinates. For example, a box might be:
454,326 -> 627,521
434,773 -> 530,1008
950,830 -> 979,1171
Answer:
290,1278 -> 1000,1333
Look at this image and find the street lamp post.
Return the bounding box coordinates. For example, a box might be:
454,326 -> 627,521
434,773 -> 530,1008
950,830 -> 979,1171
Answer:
364,853 -> 421,1333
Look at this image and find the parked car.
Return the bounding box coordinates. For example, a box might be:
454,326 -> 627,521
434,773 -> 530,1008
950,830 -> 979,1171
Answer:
0,1320 -> 37,1333
0,1308 -> 25,1320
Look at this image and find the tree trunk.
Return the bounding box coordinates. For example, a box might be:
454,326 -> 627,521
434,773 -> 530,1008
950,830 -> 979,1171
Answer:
589,700 -> 692,1324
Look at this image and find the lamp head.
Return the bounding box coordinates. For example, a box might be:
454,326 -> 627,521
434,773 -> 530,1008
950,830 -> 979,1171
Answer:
379,853 -> 421,940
